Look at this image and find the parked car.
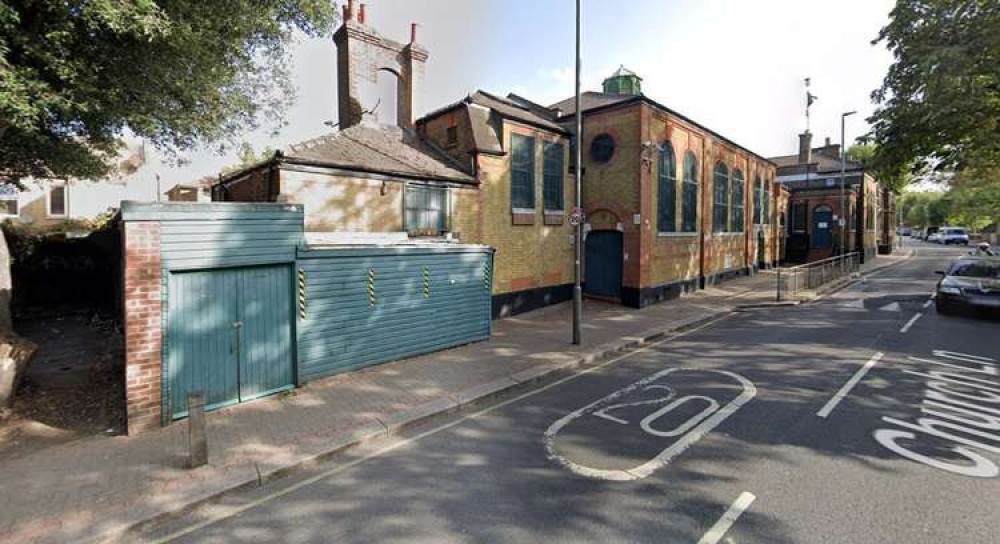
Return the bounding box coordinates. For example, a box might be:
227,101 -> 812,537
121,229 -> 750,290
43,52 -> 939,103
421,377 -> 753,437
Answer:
920,226 -> 939,241
938,227 -> 970,245
899,227 -> 913,237
935,256 -> 1000,315
927,231 -> 942,243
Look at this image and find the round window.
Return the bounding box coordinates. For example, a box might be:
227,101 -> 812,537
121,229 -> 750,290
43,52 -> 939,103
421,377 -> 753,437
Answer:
590,133 -> 616,164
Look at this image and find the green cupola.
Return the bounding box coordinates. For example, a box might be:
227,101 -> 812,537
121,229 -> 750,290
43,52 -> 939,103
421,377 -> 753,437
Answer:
602,65 -> 642,95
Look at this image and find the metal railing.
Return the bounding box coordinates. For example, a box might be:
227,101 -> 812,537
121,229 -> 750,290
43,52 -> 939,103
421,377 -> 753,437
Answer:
776,252 -> 860,300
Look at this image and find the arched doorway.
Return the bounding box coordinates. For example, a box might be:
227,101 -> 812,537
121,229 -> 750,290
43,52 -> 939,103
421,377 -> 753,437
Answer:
812,205 -> 833,248
584,230 -> 623,299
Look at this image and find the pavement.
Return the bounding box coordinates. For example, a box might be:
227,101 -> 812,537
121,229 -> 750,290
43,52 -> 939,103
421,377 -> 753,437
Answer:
136,240 -> 997,544
0,250 -> 910,544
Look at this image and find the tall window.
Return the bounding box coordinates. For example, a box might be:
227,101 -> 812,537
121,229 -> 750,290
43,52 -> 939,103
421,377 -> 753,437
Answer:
762,180 -> 770,225
543,141 -> 564,211
48,184 -> 67,217
404,184 -> 448,235
792,203 -> 806,232
713,162 -> 729,233
732,169 -> 744,232
682,151 -> 698,232
657,143 -> 677,233
511,134 -> 535,210
754,176 -> 763,224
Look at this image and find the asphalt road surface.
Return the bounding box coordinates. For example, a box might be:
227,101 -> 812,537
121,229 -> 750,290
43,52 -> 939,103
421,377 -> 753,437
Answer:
142,241 -> 999,544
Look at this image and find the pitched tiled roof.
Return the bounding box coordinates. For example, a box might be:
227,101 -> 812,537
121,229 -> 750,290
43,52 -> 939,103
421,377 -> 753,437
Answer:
467,90 -> 569,134
282,124 -> 475,184
548,91 -> 635,117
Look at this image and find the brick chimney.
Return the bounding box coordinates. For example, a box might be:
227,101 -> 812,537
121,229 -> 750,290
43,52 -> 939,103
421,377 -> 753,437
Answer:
333,7 -> 428,129
798,131 -> 813,164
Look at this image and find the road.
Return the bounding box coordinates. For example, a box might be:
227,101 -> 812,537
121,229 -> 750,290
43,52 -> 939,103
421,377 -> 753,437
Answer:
141,241 -> 999,544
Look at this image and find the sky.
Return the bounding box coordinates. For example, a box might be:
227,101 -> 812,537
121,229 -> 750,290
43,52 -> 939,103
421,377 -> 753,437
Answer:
153,0 -> 897,188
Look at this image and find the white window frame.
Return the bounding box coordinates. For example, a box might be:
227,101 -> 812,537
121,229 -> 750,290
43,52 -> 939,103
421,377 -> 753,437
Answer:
46,182 -> 68,218
0,195 -> 19,218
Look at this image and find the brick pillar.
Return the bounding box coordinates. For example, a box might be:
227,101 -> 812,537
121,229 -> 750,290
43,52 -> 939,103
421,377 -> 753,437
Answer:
123,221 -> 162,433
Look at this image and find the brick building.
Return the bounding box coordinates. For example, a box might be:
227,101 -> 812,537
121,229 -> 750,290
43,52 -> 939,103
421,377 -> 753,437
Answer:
770,132 -> 890,263
215,3 -> 781,314
549,69 -> 781,306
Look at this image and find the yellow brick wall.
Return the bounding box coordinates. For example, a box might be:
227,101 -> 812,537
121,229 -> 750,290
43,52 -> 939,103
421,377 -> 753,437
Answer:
647,112 -> 703,285
279,169 -> 404,232
457,121 -> 575,295
580,105 -> 641,287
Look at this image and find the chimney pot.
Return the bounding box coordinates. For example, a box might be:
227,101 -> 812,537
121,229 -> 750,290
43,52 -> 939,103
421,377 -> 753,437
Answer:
345,0 -> 355,20
359,3 -> 366,24
410,23 -> 417,43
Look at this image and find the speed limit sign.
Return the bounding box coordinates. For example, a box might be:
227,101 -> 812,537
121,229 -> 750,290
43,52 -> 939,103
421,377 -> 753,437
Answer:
568,207 -> 585,226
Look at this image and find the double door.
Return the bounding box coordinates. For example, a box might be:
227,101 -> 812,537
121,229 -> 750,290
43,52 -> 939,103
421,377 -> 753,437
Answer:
167,265 -> 294,418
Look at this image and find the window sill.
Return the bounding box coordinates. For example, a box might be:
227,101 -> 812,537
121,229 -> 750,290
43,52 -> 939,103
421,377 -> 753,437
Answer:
512,210 -> 535,226
657,232 -> 698,237
543,211 -> 564,226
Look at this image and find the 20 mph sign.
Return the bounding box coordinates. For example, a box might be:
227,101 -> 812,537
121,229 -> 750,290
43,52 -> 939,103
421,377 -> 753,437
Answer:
568,207 -> 585,226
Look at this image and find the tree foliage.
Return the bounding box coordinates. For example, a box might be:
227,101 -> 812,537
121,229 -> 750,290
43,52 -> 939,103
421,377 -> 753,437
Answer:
947,164 -> 1000,230
222,142 -> 276,174
869,0 -> 1000,174
0,1 -> 338,183
847,142 -> 914,193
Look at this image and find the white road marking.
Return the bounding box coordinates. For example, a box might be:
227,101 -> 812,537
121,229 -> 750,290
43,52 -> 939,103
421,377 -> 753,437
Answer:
543,369 -> 756,481
879,302 -> 902,312
922,299 -> 933,309
144,314 -> 735,543
817,352 -> 886,418
900,312 -> 923,333
697,491 -> 757,544
841,299 -> 866,309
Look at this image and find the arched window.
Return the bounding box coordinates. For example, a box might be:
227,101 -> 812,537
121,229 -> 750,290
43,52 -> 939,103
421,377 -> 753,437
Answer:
657,143 -> 677,233
732,169 -> 744,233
754,176 -> 763,225
713,162 -> 729,233
682,151 -> 699,232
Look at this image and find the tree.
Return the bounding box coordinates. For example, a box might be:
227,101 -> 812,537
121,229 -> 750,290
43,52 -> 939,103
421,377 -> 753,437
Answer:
0,1 -> 338,183
222,142 -> 277,174
847,142 -> 914,192
947,165 -> 1000,230
869,1 -> 1000,174
845,143 -> 876,167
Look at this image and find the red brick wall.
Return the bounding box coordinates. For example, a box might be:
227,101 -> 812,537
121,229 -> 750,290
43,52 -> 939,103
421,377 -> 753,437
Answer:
123,221 -> 162,433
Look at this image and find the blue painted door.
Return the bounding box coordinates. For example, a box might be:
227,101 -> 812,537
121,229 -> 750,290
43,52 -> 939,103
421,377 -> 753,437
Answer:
585,230 -> 623,298
167,265 -> 293,419
812,207 -> 833,248
237,266 -> 295,401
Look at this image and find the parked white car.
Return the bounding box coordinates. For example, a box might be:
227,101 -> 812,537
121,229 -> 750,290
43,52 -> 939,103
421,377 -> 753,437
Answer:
927,232 -> 942,243
938,227 -> 970,245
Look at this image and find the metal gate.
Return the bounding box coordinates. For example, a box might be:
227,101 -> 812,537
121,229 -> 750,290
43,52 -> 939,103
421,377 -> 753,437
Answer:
584,230 -> 623,299
166,265 -> 294,418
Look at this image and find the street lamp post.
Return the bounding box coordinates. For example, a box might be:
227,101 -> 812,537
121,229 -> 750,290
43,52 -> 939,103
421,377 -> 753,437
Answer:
572,0 -> 583,345
840,110 -> 857,256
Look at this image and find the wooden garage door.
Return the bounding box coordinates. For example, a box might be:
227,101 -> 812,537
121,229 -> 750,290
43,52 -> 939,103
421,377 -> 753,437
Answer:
166,265 -> 294,419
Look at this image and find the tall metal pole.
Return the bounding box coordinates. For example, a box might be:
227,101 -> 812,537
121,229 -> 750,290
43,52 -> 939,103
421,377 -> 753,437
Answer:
839,111 -> 856,256
572,0 -> 583,345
